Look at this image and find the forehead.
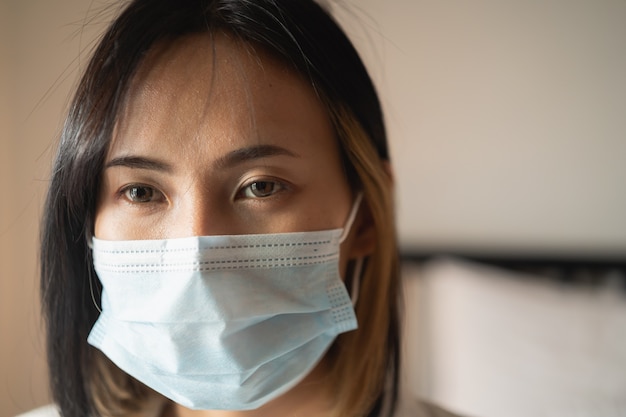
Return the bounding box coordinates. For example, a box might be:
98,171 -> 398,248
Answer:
127,33 -> 281,110
109,32 -> 334,161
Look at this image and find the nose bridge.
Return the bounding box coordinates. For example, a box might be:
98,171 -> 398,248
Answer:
180,178 -> 225,237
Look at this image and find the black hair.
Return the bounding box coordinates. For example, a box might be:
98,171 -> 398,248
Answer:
40,1 -> 395,416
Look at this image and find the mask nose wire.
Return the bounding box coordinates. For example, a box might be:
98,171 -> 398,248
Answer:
339,192 -> 364,244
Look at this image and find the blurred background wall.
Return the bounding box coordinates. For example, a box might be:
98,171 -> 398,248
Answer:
1,1 -> 106,415
1,1 -> 625,416
334,0 -> 626,257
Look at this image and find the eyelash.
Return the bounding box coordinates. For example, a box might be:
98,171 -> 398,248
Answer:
118,184 -> 165,204
117,178 -> 288,205
236,179 -> 287,200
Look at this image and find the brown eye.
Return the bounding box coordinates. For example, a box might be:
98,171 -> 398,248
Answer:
123,185 -> 158,203
241,180 -> 285,198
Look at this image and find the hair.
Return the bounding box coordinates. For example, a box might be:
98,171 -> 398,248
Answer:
40,1 -> 400,416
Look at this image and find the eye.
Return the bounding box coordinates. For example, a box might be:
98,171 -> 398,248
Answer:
238,180 -> 286,199
120,184 -> 164,204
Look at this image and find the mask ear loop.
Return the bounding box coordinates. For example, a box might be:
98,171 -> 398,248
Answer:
337,192 -> 365,306
89,273 -> 103,314
339,192 -> 364,244
350,257 -> 364,306
87,238 -> 103,313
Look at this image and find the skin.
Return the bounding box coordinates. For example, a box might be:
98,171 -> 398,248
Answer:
94,33 -> 375,416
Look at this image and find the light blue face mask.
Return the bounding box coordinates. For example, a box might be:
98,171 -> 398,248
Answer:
87,196 -> 362,410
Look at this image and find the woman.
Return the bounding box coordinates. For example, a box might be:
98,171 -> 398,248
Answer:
38,1 -> 458,416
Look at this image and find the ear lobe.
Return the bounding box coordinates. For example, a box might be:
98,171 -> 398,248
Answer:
347,203 -> 377,259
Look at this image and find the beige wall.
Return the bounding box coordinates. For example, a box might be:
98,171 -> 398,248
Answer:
2,0 -> 625,416
0,1 -> 47,415
335,0 -> 626,256
1,1 -> 104,415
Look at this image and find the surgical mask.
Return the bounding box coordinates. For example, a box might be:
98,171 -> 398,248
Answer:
87,195 -> 363,410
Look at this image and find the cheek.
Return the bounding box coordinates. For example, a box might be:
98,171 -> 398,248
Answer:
93,184 -> 111,239
93,207 -> 113,240
93,176 -> 127,240
94,203 -> 131,240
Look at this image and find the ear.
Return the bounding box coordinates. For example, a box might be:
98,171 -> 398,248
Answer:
347,160 -> 393,259
347,199 -> 377,259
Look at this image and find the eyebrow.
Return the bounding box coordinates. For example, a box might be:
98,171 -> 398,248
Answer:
105,156 -> 173,172
214,144 -> 300,169
104,145 -> 299,172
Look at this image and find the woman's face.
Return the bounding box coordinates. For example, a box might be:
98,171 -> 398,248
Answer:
95,34 -> 371,264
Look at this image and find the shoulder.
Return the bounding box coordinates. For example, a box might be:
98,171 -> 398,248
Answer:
15,405 -> 59,417
395,399 -> 465,417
